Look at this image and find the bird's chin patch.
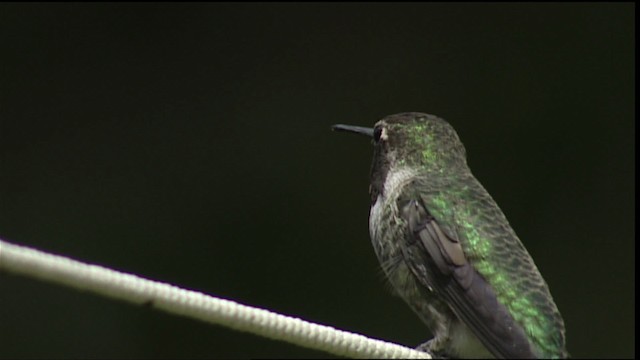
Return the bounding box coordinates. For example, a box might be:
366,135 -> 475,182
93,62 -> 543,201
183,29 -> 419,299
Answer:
369,195 -> 383,239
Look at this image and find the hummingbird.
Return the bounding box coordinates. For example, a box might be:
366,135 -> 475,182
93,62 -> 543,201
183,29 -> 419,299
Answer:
332,113 -> 567,359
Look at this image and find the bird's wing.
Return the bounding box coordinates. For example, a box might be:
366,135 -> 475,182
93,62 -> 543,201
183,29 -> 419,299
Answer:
399,195 -> 536,359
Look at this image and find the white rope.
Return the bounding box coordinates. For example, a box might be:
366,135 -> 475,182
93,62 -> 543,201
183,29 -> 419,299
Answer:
0,239 -> 430,359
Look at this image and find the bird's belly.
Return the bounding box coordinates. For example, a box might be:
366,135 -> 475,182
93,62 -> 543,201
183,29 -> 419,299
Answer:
369,194 -> 493,359
370,195 -> 448,340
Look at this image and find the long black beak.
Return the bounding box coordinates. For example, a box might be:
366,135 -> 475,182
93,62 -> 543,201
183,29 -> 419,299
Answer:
331,124 -> 374,138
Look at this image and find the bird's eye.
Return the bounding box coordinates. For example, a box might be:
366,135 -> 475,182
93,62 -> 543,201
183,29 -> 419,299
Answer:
373,127 -> 383,142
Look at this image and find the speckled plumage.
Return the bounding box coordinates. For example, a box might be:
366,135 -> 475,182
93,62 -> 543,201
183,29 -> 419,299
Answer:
333,113 -> 567,359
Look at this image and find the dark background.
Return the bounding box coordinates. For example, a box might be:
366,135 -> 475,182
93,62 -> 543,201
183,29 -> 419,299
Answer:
0,3 -> 634,358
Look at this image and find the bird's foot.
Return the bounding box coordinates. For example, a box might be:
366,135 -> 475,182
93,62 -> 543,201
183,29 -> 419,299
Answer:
415,339 -> 450,359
